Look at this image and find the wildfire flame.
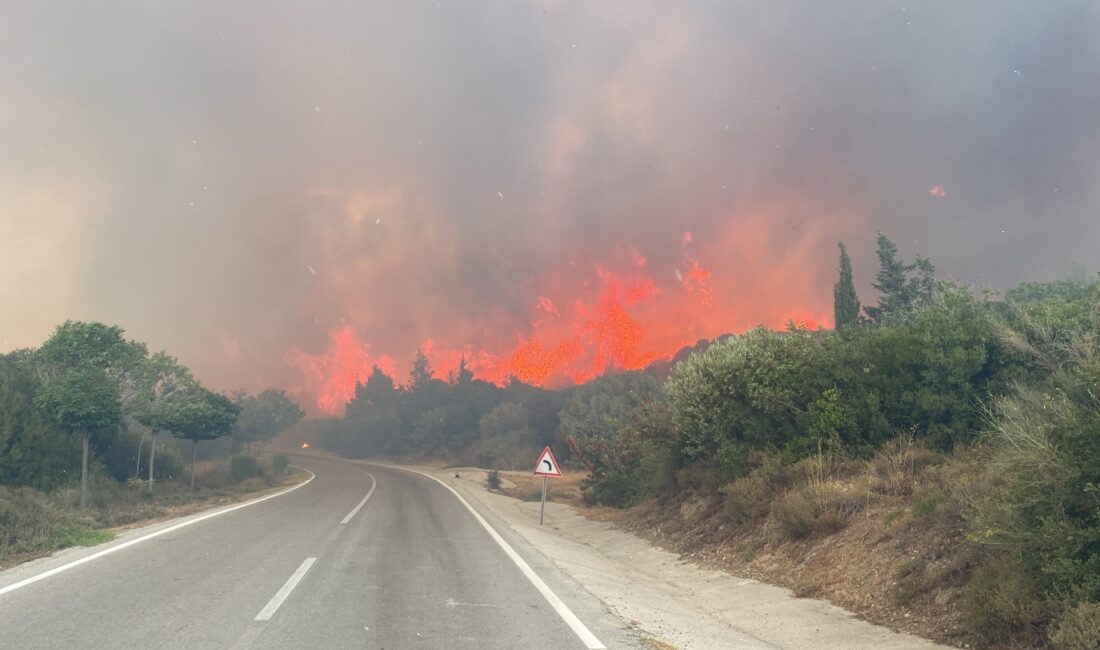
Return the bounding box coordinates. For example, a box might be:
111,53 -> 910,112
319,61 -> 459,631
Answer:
288,225 -> 833,415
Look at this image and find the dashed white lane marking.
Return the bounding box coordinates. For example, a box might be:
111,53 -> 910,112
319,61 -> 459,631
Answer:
380,465 -> 607,649
0,469 -> 316,598
339,472 -> 377,524
254,557 -> 316,621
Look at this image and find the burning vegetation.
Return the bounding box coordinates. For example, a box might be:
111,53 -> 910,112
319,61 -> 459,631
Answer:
287,231 -> 828,415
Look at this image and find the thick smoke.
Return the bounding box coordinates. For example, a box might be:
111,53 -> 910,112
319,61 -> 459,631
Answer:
2,2 -> 1098,412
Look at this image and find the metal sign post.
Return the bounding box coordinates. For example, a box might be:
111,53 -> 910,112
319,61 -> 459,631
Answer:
539,476 -> 548,525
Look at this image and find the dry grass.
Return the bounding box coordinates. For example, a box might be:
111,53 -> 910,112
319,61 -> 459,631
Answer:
609,450 -> 981,647
869,433 -> 940,496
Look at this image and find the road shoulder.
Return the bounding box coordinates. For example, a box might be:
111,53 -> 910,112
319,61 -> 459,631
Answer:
421,466 -> 953,650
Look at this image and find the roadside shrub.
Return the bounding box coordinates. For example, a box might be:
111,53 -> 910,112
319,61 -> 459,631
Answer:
961,553 -> 1050,647
721,473 -> 774,527
869,433 -> 940,495
721,455 -> 790,528
239,477 -> 267,492
271,454 -> 289,478
196,462 -> 233,490
1049,602 -> 1100,650
486,470 -> 501,490
230,455 -> 262,483
0,486 -> 57,553
772,480 -> 865,541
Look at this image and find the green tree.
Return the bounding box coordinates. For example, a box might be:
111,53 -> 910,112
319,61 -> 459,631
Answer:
833,242 -> 861,329
167,387 -> 240,490
558,371 -> 664,444
33,321 -> 146,508
0,351 -> 80,490
233,389 -> 305,450
130,352 -> 195,489
33,369 -> 122,508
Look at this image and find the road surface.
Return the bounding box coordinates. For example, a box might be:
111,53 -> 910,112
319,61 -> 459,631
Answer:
0,455 -> 637,649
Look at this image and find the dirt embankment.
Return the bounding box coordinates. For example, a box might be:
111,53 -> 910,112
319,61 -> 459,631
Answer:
612,492 -> 974,648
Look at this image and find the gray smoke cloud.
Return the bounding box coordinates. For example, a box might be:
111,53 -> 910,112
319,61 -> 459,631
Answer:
2,1 -> 1098,408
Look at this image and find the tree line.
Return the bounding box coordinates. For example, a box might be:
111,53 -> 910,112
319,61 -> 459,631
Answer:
1,322 -> 304,505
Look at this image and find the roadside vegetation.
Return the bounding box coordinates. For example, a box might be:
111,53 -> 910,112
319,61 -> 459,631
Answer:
0,322 -> 305,567
315,234 -> 1100,649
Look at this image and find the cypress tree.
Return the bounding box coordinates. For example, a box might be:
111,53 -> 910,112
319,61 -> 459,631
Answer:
833,242 -> 861,329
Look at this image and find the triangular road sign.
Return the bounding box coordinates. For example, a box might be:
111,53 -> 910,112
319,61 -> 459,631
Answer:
533,446 -> 562,477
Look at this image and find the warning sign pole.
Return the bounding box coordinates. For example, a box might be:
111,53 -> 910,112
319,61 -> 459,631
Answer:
539,476 -> 548,525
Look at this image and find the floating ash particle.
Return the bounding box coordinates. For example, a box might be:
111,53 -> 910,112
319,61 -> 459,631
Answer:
928,185 -> 947,197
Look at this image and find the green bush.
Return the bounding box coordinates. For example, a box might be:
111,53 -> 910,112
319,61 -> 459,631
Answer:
486,470 -> 501,490
229,455 -> 263,483
271,454 -> 289,478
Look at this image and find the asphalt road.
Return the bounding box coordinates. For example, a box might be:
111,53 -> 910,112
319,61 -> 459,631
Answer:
0,455 -> 637,649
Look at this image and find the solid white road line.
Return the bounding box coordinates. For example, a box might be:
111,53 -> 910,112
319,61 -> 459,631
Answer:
339,472 -> 377,524
254,557 -> 317,621
0,469 -> 316,598
379,465 -> 607,650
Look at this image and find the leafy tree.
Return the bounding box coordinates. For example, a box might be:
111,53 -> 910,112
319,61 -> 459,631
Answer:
34,321 -> 147,402
166,387 -> 240,490
558,371 -> 664,443
473,403 -> 538,469
32,321 -> 146,508
233,389 -> 305,449
130,352 -> 195,489
33,369 -> 122,508
833,242 -> 861,329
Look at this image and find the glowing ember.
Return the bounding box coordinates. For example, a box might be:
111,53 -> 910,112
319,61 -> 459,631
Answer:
928,185 -> 947,197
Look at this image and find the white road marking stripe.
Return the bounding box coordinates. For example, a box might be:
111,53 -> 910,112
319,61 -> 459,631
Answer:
0,469 -> 316,598
339,472 -> 377,524
254,557 -> 316,621
381,465 -> 607,650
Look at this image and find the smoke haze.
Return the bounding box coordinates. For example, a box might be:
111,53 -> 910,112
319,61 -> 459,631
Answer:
2,1 -> 1099,413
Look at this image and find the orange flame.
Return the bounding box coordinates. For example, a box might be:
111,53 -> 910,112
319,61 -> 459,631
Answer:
289,218 -> 835,415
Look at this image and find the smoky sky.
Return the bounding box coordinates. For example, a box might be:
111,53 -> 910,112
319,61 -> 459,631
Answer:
2,1 -> 1099,404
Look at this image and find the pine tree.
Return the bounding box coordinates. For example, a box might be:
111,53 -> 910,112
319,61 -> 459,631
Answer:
833,242 -> 861,329
910,256 -> 937,308
865,233 -> 910,322
409,349 -> 432,390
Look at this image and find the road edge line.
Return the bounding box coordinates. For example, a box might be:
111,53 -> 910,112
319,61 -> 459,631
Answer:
376,464 -> 607,650
0,468 -> 316,598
